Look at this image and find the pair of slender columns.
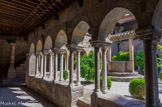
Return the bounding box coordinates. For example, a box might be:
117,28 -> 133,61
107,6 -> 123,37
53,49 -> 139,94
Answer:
59,50 -> 65,81
42,50 -> 54,81
92,42 -> 110,95
35,53 -> 40,78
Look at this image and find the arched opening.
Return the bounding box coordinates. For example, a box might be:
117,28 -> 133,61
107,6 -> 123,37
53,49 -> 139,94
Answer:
29,43 -> 36,76
44,36 -> 53,79
71,21 -> 90,46
55,30 -> 67,80
44,36 -> 53,50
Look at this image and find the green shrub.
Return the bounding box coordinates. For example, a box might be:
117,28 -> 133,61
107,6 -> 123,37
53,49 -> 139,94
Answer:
63,70 -> 68,80
100,77 -> 112,90
160,72 -> 162,81
112,51 -> 129,61
135,50 -> 144,71
129,79 -> 145,99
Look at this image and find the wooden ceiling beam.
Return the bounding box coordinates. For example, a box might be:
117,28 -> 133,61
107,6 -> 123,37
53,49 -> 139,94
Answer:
11,0 -> 37,8
0,3 -> 31,13
0,12 -> 26,20
0,10 -> 27,18
0,8 -> 29,16
0,15 -> 24,22
0,0 -> 33,11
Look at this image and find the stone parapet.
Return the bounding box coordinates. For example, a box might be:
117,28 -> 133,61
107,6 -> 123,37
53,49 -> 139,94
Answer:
26,76 -> 84,107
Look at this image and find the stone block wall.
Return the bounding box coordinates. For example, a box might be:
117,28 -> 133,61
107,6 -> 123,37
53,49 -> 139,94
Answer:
108,61 -> 130,72
26,75 -> 84,107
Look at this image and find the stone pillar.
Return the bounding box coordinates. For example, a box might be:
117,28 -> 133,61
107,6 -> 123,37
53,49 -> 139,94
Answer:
152,41 -> 160,107
101,46 -> 108,94
76,48 -> 82,86
49,51 -> 54,81
59,50 -> 65,81
54,52 -> 58,82
40,53 -> 44,78
69,48 -> 75,87
8,42 -> 16,79
65,55 -> 69,71
43,51 -> 48,80
129,38 -> 134,72
138,29 -> 156,107
107,46 -> 111,62
35,53 -> 40,78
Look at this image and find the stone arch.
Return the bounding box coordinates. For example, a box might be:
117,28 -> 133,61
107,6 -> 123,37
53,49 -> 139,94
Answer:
98,7 -> 136,41
36,40 -> 43,52
71,21 -> 90,46
29,43 -> 35,53
152,0 -> 162,34
54,30 -> 67,49
44,36 -> 53,50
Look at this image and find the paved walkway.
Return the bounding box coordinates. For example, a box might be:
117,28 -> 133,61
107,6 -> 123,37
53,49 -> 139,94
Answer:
0,86 -> 57,107
84,81 -> 162,102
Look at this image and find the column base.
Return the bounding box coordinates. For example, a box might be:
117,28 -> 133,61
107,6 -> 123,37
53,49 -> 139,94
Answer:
101,89 -> 108,94
69,82 -> 75,87
7,67 -> 16,79
75,82 -> 81,86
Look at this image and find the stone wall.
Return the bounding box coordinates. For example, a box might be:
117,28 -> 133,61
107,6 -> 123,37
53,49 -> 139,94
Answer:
108,61 -> 130,72
26,75 -> 84,107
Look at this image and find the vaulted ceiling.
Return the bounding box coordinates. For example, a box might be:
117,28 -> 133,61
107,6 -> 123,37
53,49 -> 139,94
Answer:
0,0 -> 74,39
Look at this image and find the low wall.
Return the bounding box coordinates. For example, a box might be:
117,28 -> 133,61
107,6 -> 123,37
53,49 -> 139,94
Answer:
108,61 -> 130,72
26,76 -> 84,107
91,93 -> 145,107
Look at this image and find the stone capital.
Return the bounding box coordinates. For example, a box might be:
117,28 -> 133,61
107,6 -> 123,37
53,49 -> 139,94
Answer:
48,50 -> 54,55
90,40 -> 111,48
136,27 -> 161,42
43,50 -> 49,55
59,49 -> 66,54
35,51 -> 42,56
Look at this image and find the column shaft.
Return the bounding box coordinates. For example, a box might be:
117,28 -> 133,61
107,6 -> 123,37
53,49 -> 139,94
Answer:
40,54 -> 44,78
94,47 -> 100,94
152,42 -> 160,107
43,54 -> 47,80
76,50 -> 81,86
129,38 -> 134,72
143,39 -> 155,107
102,47 -> 108,94
69,49 -> 74,86
107,46 -> 111,62
54,53 -> 58,82
59,52 -> 64,81
49,54 -> 53,80
35,54 -> 39,77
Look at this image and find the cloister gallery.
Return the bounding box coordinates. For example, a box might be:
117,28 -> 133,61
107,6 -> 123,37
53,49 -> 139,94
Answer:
0,0 -> 162,107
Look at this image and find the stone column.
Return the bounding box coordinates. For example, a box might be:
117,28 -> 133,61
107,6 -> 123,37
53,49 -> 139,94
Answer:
8,42 -> 16,79
76,48 -> 82,86
40,53 -> 44,78
101,46 -> 108,94
69,48 -> 75,87
129,38 -> 134,72
152,41 -> 160,107
49,51 -> 54,81
138,29 -> 156,107
107,46 -> 111,62
65,55 -> 69,71
43,51 -> 48,80
54,52 -> 58,82
35,53 -> 40,78
59,50 -> 65,81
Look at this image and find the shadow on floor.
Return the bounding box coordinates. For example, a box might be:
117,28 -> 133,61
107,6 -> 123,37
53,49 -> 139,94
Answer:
0,85 -> 57,107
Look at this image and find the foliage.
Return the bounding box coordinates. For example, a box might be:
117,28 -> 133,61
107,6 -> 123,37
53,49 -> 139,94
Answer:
63,70 -> 68,80
112,51 -> 129,61
129,79 -> 145,99
74,60 -> 77,69
158,45 -> 162,55
135,50 -> 144,71
160,72 -> 162,81
100,77 -> 112,90
80,52 -> 95,81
